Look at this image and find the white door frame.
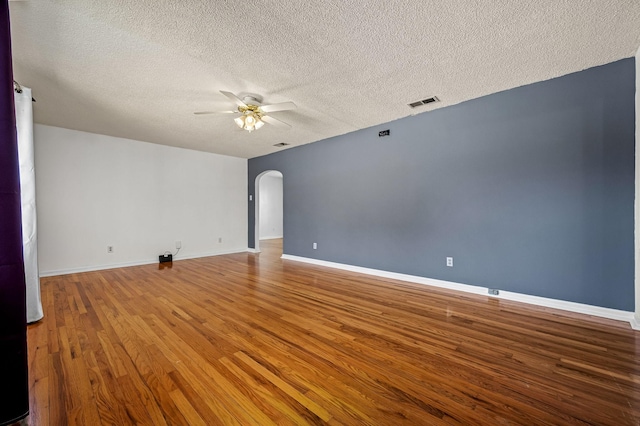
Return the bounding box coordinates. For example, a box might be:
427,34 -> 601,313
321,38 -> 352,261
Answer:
254,170 -> 283,253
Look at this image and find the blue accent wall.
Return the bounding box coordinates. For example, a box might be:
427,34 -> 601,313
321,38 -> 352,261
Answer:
249,58 -> 636,311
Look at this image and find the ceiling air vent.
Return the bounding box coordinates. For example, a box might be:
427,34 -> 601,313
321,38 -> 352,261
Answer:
273,143 -> 289,147
408,96 -> 439,109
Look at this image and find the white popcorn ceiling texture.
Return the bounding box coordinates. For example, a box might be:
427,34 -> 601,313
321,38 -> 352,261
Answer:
8,1 -> 640,158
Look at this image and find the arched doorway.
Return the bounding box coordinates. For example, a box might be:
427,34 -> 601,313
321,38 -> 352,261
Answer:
254,170 -> 283,255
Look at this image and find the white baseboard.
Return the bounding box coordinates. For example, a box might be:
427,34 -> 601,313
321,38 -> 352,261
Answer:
281,254 -> 636,328
259,236 -> 283,241
247,248 -> 260,253
631,316 -> 640,330
39,248 -> 249,277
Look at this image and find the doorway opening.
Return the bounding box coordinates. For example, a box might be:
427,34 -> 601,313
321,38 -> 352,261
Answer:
254,170 -> 283,257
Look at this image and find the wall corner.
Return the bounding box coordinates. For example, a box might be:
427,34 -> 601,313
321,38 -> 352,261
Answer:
635,47 -> 640,322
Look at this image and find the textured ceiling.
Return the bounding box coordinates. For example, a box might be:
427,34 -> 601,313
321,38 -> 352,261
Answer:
8,0 -> 640,159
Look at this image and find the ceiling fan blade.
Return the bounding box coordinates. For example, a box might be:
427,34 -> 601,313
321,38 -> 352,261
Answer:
262,115 -> 291,129
220,91 -> 247,107
259,101 -> 297,113
194,110 -> 237,115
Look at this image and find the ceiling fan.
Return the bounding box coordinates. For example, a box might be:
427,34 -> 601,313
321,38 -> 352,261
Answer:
195,91 -> 296,132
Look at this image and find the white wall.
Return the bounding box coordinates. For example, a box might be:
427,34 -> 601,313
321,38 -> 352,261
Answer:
258,172 -> 283,240
34,125 -> 247,275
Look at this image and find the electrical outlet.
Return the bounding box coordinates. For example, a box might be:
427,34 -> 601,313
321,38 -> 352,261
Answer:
107,246 -> 114,253
176,241 -> 182,249
313,242 -> 317,250
446,257 -> 453,267
488,289 -> 500,296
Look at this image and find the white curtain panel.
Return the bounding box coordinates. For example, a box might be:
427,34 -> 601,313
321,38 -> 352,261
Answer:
15,87 -> 43,323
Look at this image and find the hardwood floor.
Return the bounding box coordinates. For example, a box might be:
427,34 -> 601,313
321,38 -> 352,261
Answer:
27,239 -> 640,425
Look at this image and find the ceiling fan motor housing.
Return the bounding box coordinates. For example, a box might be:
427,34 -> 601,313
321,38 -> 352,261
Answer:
241,94 -> 263,105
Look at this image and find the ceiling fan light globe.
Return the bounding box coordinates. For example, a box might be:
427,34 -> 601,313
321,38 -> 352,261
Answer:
234,116 -> 245,128
254,119 -> 265,130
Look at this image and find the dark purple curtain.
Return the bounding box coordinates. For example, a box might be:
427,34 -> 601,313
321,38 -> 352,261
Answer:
0,0 -> 29,424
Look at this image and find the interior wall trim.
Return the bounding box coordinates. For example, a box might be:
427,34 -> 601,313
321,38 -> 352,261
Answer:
281,254 -> 637,328
634,49 -> 640,330
39,248 -> 249,277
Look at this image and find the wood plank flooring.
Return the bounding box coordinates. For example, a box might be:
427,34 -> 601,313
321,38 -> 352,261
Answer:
27,239 -> 640,425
